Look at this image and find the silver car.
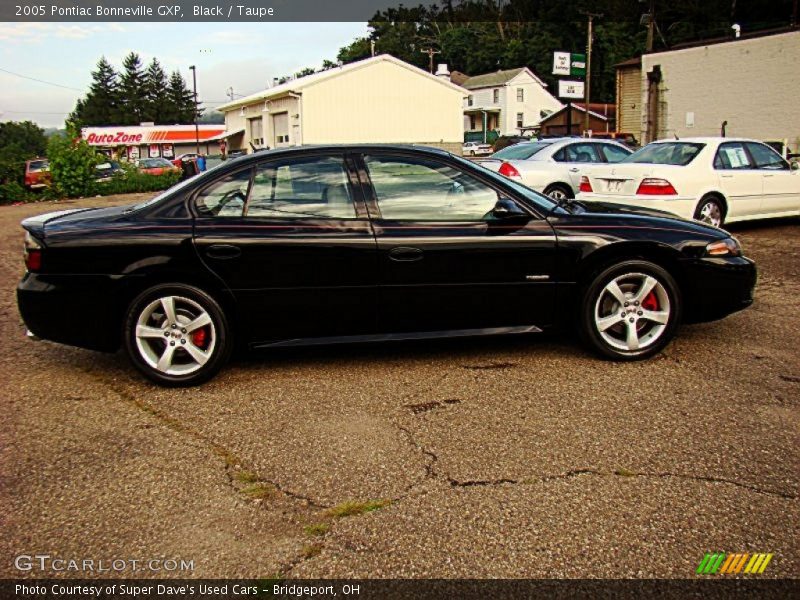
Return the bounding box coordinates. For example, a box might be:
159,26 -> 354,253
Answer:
477,137 -> 632,200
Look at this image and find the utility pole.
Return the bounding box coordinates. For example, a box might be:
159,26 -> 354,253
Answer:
189,65 -> 199,155
584,12 -> 602,134
645,0 -> 656,52
420,48 -> 441,74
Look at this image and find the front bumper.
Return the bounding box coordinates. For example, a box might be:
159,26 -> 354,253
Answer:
17,272 -> 130,352
578,193 -> 697,220
680,256 -> 757,323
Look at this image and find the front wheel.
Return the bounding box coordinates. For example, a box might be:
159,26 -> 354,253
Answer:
124,284 -> 232,386
694,196 -> 725,228
579,261 -> 681,360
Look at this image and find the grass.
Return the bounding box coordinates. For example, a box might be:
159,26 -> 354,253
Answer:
304,523 -> 330,536
301,543 -> 323,559
241,483 -> 276,500
325,499 -> 391,519
234,470 -> 260,484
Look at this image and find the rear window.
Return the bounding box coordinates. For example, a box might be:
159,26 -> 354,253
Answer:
623,142 -> 705,166
492,142 -> 551,160
27,160 -> 48,173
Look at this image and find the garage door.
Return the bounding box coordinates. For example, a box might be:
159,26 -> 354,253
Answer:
273,112 -> 289,147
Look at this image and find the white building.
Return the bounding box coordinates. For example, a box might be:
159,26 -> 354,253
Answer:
457,67 -> 563,142
216,54 -> 468,154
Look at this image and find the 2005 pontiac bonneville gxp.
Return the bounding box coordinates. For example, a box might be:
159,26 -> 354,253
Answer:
18,145 -> 756,386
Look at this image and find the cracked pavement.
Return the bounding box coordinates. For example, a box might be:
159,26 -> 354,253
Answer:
0,196 -> 797,579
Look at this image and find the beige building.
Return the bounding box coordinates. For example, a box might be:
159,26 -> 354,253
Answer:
216,54 -> 467,154
617,28 -> 800,150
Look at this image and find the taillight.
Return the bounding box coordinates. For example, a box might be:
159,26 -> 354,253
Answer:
579,176 -> 593,193
498,162 -> 521,178
24,231 -> 42,272
636,178 -> 677,195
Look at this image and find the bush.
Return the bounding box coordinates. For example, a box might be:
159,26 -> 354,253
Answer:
98,166 -> 181,195
0,181 -> 39,205
47,130 -> 100,198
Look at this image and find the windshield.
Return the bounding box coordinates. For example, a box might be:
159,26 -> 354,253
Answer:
623,142 -> 705,166
492,142 -> 551,160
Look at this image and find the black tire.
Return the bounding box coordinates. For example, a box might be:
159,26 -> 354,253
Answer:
123,283 -> 232,386
544,183 -> 574,201
694,195 -> 726,228
579,260 -> 682,361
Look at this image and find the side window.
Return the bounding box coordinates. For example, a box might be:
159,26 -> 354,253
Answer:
561,143 -> 600,163
195,169 -> 251,217
746,142 -> 789,170
247,156 -> 357,219
600,144 -> 631,163
364,155 -> 500,221
714,142 -> 753,170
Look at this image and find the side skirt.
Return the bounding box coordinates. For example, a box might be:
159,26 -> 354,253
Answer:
250,324 -> 543,349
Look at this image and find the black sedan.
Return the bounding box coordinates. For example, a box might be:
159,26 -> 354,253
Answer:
18,145 -> 756,386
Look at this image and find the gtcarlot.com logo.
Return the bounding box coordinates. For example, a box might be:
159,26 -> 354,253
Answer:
696,552 -> 773,575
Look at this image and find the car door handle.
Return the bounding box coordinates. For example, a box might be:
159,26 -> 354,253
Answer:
205,244 -> 242,259
763,174 -> 775,178
721,174 -> 734,178
388,246 -> 424,262
569,167 -> 580,172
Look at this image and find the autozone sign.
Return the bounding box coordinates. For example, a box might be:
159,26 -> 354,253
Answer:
85,132 -> 144,144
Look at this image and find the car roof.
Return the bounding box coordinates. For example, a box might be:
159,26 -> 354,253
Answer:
649,137 -> 761,144
218,144 -> 453,167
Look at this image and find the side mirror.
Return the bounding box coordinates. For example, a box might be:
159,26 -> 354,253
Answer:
492,197 -> 528,219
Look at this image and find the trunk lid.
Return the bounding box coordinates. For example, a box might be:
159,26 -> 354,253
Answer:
584,163 -> 676,196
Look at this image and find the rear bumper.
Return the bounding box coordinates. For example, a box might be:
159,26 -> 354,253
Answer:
17,272 -> 129,352
579,194 -> 697,220
680,256 -> 757,323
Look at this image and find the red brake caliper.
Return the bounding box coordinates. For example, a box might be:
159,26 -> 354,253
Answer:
191,328 -> 208,349
642,291 -> 659,311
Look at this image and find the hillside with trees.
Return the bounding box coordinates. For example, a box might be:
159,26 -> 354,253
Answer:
69,53 -> 201,127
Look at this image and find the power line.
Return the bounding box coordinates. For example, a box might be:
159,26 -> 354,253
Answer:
0,66 -> 83,92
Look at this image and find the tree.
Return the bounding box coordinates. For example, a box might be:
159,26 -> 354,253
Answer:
164,71 -> 200,124
70,57 -> 119,127
143,58 -> 170,124
118,52 -> 148,125
46,125 -> 100,198
0,121 -> 48,184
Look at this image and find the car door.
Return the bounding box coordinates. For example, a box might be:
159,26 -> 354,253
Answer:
192,152 -> 378,345
745,141 -> 800,215
713,141 -> 763,218
355,151 -> 557,335
553,142 -> 603,193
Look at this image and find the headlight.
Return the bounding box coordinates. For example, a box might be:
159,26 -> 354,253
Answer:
705,237 -> 742,257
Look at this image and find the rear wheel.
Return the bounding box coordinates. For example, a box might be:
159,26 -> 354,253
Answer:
579,260 -> 681,360
124,284 -> 232,386
544,183 -> 573,201
694,196 -> 725,228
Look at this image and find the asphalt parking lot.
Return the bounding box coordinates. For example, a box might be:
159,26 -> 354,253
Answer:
1,194 -> 798,579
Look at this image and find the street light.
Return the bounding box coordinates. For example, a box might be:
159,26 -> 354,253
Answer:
189,65 -> 199,154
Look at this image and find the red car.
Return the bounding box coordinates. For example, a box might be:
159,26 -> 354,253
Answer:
24,158 -> 50,190
136,158 -> 181,176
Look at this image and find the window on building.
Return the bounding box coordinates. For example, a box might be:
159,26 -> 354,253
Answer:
364,155 -> 500,221
516,113 -> 524,128
516,88 -> 524,102
493,89 -> 500,103
247,156 -> 356,219
469,115 -> 476,130
249,117 -> 264,146
467,95 -> 474,107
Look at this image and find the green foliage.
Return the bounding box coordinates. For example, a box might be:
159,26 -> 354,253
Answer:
98,167 -> 181,195
0,181 -> 39,205
46,130 -> 100,198
0,121 -> 48,184
70,56 -> 200,127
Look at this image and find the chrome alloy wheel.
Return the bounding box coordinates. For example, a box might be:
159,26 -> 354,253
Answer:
547,187 -> 569,200
593,272 -> 671,352
134,295 -> 216,376
698,201 -> 722,227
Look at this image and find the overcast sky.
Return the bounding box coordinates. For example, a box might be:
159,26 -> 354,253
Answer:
0,22 -> 368,128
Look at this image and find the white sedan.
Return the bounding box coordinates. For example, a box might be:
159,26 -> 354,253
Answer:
577,137 -> 800,227
462,141 -> 493,156
476,137 -> 632,200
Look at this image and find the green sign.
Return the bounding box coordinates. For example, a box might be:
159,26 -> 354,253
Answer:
570,53 -> 586,76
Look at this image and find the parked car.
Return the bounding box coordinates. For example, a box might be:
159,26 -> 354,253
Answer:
462,141 -> 493,157
577,137 -> 800,227
18,144 -> 756,386
137,157 -> 182,176
24,158 -> 50,190
172,153 -> 201,167
478,138 -> 633,200
94,161 -> 124,183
